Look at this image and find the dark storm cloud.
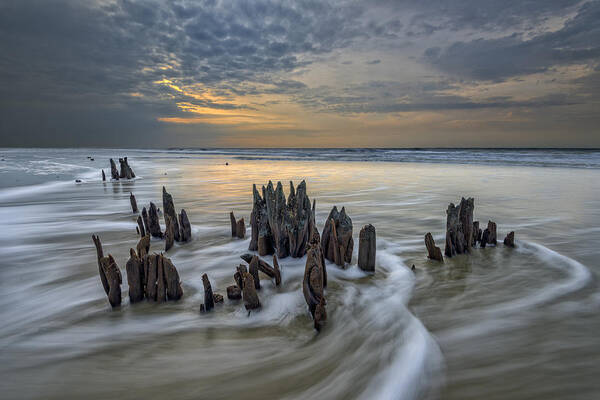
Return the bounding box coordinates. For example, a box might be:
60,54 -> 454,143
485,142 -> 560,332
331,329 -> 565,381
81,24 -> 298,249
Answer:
386,0 -> 582,32
294,80 -> 580,114
423,1 -> 600,81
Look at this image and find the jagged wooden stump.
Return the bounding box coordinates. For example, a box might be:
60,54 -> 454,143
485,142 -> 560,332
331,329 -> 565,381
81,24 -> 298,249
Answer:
503,231 -> 515,247
130,193 -> 138,213
179,209 -> 192,242
424,232 -> 443,262
358,224 -> 376,271
163,187 -> 181,242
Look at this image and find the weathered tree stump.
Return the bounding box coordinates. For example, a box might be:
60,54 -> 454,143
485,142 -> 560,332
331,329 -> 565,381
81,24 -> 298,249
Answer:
137,215 -> 145,237
249,181 -> 312,258
358,224 -> 376,271
99,254 -> 122,308
252,184 -> 273,255
92,234 -> 109,295
146,254 -> 159,301
118,157 -> 135,179
230,211 -> 237,237
109,159 -> 119,180
162,255 -> 183,301
142,207 -> 150,236
137,234 -> 150,259
481,220 -> 497,248
284,180 -> 312,258
126,248 -> 144,303
303,233 -> 327,331
227,285 -> 242,300
230,212 -> 246,238
130,193 -> 138,213
424,232 -> 443,262
165,215 -> 174,252
234,264 -> 247,290
179,209 -> 192,242
321,206 -> 353,267
162,187 -> 181,242
310,226 -> 327,287
148,202 -> 163,238
201,273 -> 215,312
156,256 -> 167,303
248,255 -> 261,290
503,231 -> 515,247
445,197 -> 474,257
236,217 -> 245,239
242,271 -> 261,310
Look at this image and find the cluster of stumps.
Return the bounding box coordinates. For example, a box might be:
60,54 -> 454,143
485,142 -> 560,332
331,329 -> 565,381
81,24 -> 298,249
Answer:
95,164 -> 514,331
221,180 -> 376,330
101,157 -> 135,181
93,168 -> 191,307
130,187 -> 192,252
424,197 -> 516,263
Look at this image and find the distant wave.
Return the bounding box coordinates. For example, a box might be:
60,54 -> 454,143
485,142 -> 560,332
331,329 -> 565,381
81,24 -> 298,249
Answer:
158,148 -> 600,169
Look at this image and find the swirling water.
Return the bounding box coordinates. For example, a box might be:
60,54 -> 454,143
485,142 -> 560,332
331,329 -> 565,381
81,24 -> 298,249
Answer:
0,148 -> 599,399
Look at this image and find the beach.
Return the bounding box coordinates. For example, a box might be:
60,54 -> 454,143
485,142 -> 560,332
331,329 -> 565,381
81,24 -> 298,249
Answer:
0,148 -> 599,399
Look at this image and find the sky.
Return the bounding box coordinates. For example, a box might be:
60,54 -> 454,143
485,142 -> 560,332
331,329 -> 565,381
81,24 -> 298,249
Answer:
0,0 -> 599,148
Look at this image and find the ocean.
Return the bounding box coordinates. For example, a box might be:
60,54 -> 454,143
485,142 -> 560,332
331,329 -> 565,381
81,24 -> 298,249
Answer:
0,147 -> 599,399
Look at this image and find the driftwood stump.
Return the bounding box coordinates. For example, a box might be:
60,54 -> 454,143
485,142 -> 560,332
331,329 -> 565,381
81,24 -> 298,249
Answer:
249,181 -> 312,259
148,202 -> 163,238
179,209 -> 192,242
109,159 -> 119,180
230,211 -> 246,239
445,197 -> 474,257
162,255 -> 183,301
202,273 -> 215,312
162,187 -> 181,242
424,232 -> 443,262
126,248 -> 144,303
165,215 -> 174,252
234,264 -> 247,290
248,255 -> 261,290
130,193 -> 138,213
118,157 -> 135,179
146,254 -> 159,301
321,206 -> 353,267
242,271 -> 261,310
481,220 -> 497,248
358,224 -> 376,271
303,226 -> 327,330
136,234 -> 150,258
503,231 -> 515,247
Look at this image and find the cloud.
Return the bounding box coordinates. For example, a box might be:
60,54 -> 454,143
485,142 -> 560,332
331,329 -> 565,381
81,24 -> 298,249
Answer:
0,0 -> 598,147
423,1 -> 600,81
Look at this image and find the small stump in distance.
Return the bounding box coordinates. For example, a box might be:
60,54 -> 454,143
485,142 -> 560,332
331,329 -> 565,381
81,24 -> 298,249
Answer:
503,231 -> 515,247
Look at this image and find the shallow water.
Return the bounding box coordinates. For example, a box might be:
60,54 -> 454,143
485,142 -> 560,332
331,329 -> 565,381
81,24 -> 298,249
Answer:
0,148 -> 599,399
